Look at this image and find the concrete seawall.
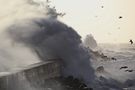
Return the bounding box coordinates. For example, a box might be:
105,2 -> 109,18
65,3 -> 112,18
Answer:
0,59 -> 62,90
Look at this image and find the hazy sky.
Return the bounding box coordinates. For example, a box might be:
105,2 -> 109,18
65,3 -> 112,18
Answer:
51,0 -> 135,43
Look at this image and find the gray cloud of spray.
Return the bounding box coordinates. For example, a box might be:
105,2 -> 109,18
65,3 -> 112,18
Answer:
6,18 -> 96,87
0,22 -> 40,72
0,0 -> 98,88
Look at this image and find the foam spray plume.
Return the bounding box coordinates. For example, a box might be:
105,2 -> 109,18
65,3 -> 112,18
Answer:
0,0 -> 96,89
83,34 -> 98,50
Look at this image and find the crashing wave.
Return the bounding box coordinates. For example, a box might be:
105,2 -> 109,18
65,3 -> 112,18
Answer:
83,34 -> 98,51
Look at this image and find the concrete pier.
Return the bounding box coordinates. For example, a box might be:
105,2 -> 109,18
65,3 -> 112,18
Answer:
0,59 -> 62,90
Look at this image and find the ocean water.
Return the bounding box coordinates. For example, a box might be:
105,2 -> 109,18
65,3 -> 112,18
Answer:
99,44 -> 135,61
92,43 -> 135,89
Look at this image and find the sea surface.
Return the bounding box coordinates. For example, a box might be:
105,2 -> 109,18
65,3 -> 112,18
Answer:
94,43 -> 135,89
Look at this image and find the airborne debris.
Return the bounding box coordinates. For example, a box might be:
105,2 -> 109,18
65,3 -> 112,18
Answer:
119,16 -> 123,19
101,6 -> 104,8
129,39 -> 133,45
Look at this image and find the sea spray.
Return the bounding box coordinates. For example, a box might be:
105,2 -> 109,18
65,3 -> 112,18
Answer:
83,34 -> 98,50
0,32 -> 40,72
0,0 -> 97,88
0,0 -> 62,71
6,18 -> 96,87
0,0 -> 49,71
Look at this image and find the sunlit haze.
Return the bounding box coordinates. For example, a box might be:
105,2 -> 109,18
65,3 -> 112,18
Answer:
51,0 -> 135,43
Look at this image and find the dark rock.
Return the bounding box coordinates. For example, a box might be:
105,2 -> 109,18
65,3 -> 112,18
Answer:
63,76 -> 74,85
62,76 -> 93,90
71,78 -> 82,88
111,57 -> 117,61
120,66 -> 128,70
96,66 -> 104,72
125,70 -> 134,72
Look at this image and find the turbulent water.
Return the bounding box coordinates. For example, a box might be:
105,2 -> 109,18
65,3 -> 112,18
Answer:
91,44 -> 135,89
0,0 -> 135,90
100,44 -> 135,61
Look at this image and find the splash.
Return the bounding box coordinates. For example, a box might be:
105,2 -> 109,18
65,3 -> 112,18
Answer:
0,0 -> 96,88
6,18 -> 96,87
83,34 -> 98,50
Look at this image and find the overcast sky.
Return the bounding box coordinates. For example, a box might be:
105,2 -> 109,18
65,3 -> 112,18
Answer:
51,0 -> 135,43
